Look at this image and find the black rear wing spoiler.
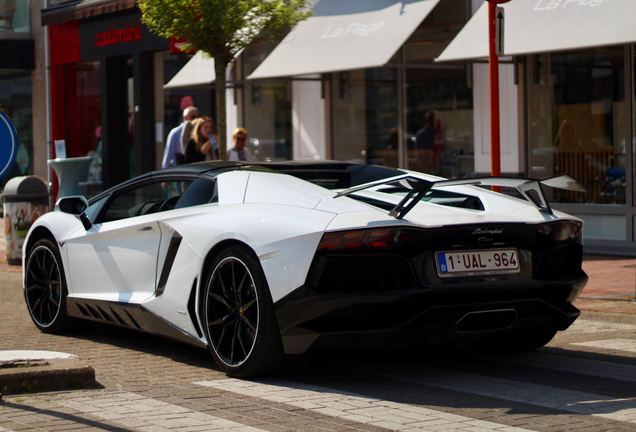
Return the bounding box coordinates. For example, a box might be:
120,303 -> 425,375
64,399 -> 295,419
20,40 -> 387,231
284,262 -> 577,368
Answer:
333,175 -> 585,219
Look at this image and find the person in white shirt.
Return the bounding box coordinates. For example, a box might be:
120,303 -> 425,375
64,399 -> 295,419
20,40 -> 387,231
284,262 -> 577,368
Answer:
227,127 -> 255,162
161,106 -> 199,168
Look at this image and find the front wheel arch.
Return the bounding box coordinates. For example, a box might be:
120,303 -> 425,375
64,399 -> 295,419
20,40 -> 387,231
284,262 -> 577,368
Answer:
197,239 -> 256,329
24,237 -> 71,333
199,242 -> 283,377
25,226 -> 56,260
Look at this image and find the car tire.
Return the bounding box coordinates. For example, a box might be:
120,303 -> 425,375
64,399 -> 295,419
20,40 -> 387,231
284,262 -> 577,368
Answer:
24,238 -> 70,333
202,245 -> 283,377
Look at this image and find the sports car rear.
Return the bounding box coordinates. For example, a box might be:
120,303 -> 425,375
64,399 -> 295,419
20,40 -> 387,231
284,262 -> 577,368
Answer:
274,220 -> 586,354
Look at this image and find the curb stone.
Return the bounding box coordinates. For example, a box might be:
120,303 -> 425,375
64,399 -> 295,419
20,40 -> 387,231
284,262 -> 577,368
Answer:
0,358 -> 97,396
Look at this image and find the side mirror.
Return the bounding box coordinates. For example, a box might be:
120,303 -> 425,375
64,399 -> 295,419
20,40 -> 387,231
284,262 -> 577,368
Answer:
56,196 -> 89,215
56,196 -> 92,230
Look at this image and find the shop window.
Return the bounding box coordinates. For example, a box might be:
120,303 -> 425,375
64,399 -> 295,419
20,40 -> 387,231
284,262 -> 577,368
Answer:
527,47 -> 626,204
332,68 -> 399,168
330,0 -> 471,175
405,66 -> 474,177
64,61 -> 102,193
243,40 -> 292,161
0,0 -> 30,33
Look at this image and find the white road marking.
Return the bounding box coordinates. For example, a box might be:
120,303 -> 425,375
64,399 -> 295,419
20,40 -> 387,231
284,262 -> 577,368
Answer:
565,319 -> 636,334
54,390 -> 266,431
368,367 -> 636,424
195,378 -> 536,432
494,351 -> 636,383
572,338 -> 636,354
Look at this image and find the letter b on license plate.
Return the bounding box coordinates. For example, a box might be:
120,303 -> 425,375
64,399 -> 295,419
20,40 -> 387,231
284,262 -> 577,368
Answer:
436,248 -> 519,277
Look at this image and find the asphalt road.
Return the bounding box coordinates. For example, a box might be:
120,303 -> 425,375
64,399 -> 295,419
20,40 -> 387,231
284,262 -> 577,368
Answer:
1,270 -> 635,432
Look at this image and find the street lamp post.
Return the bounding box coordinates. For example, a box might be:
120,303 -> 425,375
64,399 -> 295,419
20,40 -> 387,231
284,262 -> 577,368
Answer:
487,0 -> 511,178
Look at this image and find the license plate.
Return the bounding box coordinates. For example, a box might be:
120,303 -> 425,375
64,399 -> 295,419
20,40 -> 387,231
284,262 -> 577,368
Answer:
436,248 -> 519,277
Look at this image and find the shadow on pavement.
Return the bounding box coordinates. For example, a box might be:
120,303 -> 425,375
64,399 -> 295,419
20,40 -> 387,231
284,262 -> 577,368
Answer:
52,319 -> 636,422
58,319 -> 216,371
0,400 -> 131,431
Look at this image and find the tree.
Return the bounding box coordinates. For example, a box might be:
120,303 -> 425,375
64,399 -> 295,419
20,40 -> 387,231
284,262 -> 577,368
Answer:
138,0 -> 310,159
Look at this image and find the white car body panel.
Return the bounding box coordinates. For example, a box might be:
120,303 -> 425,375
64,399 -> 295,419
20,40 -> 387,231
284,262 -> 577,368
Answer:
145,225 -> 203,338
22,211 -> 84,289
158,203 -> 335,303
217,170 -> 250,205
65,215 -> 161,300
244,171 -> 324,209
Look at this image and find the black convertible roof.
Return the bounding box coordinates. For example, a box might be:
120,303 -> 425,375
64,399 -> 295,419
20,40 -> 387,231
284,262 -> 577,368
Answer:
89,161 -> 406,203
160,160 -> 361,175
164,160 -> 406,190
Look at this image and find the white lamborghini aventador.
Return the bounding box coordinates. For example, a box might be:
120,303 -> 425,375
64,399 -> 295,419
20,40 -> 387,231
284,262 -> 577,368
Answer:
23,161 -> 587,377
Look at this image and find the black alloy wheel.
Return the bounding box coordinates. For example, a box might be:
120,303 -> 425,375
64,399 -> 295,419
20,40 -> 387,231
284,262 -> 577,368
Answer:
24,238 -> 70,332
203,245 -> 282,377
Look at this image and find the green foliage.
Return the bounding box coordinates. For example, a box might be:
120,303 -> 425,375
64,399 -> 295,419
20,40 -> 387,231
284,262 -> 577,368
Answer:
139,0 -> 310,158
138,0 -> 310,63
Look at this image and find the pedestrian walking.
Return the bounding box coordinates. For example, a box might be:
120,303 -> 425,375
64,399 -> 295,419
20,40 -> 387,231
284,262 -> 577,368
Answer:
184,116 -> 216,163
161,106 -> 199,169
227,127 -> 255,162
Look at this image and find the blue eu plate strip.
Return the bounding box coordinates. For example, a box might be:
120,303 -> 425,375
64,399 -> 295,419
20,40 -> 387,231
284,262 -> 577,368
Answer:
437,253 -> 448,273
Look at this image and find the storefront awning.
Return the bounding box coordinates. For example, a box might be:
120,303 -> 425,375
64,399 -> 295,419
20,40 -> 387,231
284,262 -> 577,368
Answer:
248,0 -> 440,80
164,51 -> 215,89
437,0 -> 636,62
42,0 -> 136,26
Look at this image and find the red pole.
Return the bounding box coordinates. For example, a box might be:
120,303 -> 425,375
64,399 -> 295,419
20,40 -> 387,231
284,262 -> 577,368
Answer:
488,1 -> 501,178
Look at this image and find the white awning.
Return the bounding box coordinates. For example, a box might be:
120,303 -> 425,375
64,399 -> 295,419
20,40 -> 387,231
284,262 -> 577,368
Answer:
438,0 -> 636,62
164,51 -> 215,89
249,0 -> 440,80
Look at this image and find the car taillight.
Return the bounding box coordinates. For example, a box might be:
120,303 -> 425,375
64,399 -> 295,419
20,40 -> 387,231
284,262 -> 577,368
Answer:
318,228 -> 414,250
537,221 -> 582,243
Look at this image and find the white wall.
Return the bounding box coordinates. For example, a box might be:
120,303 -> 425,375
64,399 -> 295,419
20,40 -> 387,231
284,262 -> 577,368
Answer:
292,78 -> 326,160
472,63 -> 523,174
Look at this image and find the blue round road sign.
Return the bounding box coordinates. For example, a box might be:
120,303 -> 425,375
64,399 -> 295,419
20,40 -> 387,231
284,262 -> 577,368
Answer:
0,111 -> 18,178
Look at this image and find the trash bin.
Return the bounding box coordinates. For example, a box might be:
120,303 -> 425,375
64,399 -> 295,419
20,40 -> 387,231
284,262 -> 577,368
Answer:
2,176 -> 49,265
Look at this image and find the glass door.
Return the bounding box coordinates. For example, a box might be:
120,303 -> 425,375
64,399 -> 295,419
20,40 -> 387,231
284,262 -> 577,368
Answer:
331,68 -> 399,166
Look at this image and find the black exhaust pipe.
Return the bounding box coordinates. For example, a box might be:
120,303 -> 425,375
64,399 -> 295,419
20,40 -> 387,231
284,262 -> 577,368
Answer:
456,309 -> 518,333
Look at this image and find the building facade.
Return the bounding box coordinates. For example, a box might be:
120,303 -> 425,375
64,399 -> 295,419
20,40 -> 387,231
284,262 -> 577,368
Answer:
30,0 -> 635,255
226,0 -> 635,255
438,0 -> 636,254
41,0 -> 217,193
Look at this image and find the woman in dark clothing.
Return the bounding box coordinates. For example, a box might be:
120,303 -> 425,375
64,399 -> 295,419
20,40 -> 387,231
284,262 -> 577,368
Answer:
184,116 -> 218,163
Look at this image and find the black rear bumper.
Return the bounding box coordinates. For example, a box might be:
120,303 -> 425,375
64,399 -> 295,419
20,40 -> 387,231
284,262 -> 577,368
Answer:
274,277 -> 586,355
275,224 -> 587,354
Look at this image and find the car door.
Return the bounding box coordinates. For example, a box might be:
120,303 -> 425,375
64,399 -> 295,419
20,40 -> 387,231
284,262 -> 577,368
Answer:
65,178 -> 191,302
